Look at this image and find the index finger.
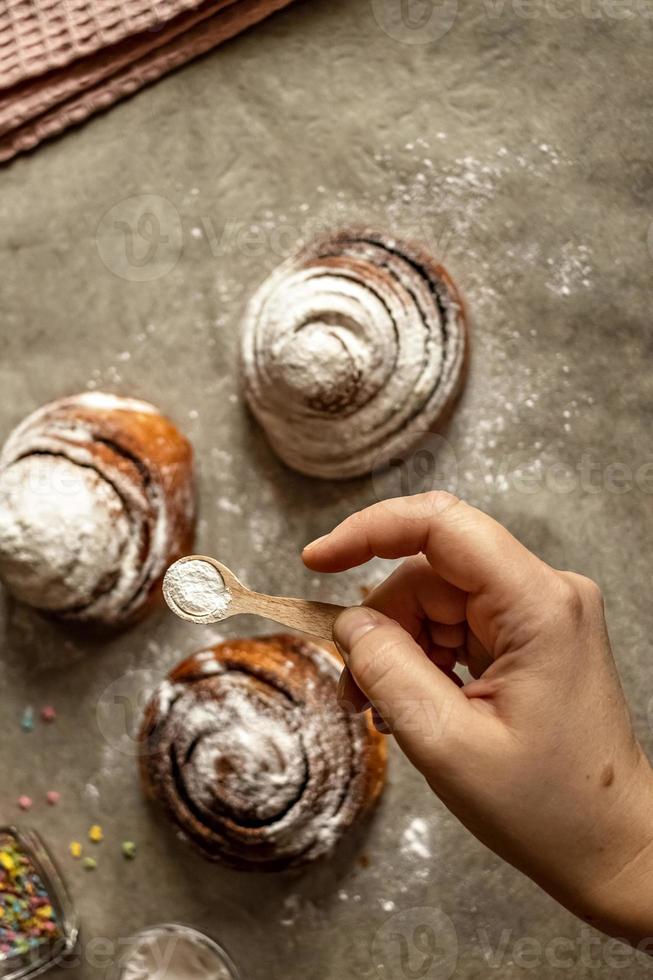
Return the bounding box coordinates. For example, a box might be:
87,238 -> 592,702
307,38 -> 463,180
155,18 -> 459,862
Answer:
302,491 -> 548,597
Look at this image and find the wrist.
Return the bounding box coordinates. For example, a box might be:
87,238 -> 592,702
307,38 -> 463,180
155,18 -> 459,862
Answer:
573,749 -> 653,947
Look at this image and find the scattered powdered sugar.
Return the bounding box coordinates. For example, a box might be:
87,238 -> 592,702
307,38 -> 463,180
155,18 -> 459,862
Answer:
545,242 -> 593,297
84,782 -> 101,809
279,893 -> 327,930
163,559 -> 232,624
401,817 -> 432,861
216,497 -> 242,516
245,137 -> 575,288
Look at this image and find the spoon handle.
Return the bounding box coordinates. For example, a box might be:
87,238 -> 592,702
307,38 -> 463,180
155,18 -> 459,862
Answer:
242,591 -> 347,641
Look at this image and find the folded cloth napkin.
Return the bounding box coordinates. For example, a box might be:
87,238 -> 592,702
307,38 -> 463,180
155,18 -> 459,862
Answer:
0,0 -> 296,162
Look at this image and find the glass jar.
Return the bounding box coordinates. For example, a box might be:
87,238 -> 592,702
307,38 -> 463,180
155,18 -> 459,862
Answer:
108,924 -> 240,980
0,826 -> 78,979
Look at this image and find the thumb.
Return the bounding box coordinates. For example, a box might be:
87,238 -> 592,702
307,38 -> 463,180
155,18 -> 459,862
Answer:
334,607 -> 471,771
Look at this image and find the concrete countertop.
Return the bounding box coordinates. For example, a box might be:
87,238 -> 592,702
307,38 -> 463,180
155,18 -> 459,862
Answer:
1,0 -> 652,977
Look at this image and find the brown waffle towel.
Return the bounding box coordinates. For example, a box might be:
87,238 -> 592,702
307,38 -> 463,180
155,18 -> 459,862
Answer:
0,0 -> 296,162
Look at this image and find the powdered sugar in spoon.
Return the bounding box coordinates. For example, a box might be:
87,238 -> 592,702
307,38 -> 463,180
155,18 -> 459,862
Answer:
163,555 -> 346,641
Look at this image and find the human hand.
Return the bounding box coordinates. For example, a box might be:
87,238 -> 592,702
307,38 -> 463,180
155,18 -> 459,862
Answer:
303,492 -> 653,946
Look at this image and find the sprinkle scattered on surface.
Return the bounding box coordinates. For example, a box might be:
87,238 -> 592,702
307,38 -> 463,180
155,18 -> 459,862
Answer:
40,706 -> 56,723
121,841 -> 136,860
17,797 -> 32,811
20,707 -> 34,732
0,830 -> 63,961
88,826 -> 103,844
82,858 -> 97,871
45,792 -> 60,806
69,842 -> 82,859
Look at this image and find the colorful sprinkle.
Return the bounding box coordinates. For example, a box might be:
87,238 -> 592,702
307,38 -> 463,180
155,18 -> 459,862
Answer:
20,707 -> 34,732
40,706 -> 56,723
88,826 -> 103,844
82,858 -> 97,871
69,842 -> 82,859
0,831 -> 63,960
45,792 -> 60,806
121,841 -> 136,860
17,796 -> 32,811
0,853 -> 15,872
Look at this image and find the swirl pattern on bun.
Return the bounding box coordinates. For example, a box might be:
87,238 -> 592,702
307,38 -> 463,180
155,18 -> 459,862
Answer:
139,634 -> 386,871
241,230 -> 468,479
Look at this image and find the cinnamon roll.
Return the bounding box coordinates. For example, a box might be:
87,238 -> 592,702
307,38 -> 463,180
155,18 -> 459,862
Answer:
139,634 -> 387,871
240,229 -> 469,479
0,392 -> 195,626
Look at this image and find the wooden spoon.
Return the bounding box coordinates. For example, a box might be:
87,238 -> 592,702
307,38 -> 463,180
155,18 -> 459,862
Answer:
163,555 -> 346,641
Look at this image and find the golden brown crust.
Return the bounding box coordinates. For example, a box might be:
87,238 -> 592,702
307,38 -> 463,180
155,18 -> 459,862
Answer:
66,396 -> 197,622
140,634 -> 387,872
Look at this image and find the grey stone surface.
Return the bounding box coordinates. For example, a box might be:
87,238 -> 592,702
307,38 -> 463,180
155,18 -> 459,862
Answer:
1,0 -> 652,977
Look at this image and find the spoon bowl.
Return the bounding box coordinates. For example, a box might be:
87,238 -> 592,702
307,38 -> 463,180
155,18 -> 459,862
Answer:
163,555 -> 346,640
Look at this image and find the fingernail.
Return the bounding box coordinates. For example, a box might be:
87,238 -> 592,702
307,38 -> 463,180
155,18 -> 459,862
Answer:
303,534 -> 328,552
337,669 -> 349,700
337,670 -> 359,710
372,708 -> 390,735
334,607 -> 381,662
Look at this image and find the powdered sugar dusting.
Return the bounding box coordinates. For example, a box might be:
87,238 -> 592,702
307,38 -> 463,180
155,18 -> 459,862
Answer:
74,391 -> 157,414
0,392 -> 194,624
155,679 -> 180,718
182,689 -> 305,820
0,454 -> 130,610
241,233 -> 467,479
144,637 -> 382,870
